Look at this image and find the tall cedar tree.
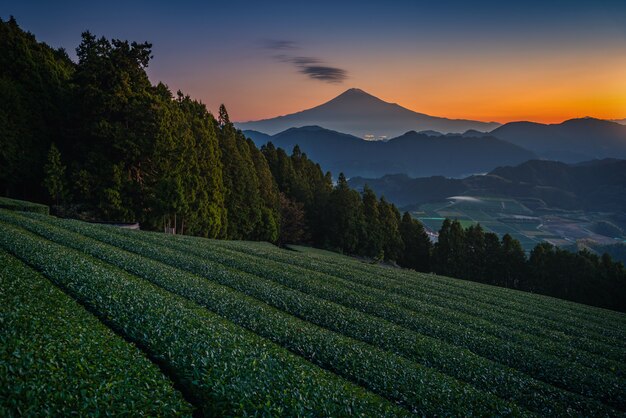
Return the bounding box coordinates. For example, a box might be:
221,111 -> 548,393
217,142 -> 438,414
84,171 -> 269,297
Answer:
248,138 -> 280,242
433,219 -> 465,277
377,197 -> 403,261
463,224 -> 486,280
398,212 -> 432,272
278,192 -> 307,244
483,232 -> 503,285
361,186 -> 383,257
42,143 -> 67,205
500,234 -> 527,288
326,173 -> 365,254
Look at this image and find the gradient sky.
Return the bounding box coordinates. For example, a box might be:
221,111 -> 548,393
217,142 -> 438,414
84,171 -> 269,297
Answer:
3,0 -> 626,123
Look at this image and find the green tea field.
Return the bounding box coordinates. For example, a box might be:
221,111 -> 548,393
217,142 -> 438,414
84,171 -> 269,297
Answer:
1,208 -> 625,416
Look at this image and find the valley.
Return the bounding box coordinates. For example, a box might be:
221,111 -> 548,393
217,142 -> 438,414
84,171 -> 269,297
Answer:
350,159 -> 626,254
412,195 -> 621,252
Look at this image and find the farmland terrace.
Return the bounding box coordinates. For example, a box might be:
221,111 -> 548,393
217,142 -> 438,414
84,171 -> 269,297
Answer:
1,208 -> 625,416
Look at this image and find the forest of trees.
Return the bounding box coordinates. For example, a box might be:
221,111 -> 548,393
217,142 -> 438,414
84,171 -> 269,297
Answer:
431,221 -> 626,312
1,17 -> 625,312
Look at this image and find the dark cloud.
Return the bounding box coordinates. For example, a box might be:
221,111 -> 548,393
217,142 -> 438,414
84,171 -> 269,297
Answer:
289,56 -> 321,66
298,65 -> 347,83
266,44 -> 348,84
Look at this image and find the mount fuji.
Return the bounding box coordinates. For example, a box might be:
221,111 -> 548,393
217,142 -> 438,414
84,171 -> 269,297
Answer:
235,88 -> 500,138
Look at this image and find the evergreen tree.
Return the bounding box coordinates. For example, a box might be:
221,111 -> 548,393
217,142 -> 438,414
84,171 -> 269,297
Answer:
248,138 -> 280,242
600,253 -> 626,311
0,17 -> 73,199
398,212 -> 431,272
218,121 -> 259,239
360,186 -> 382,257
42,143 -> 67,205
433,219 -> 465,277
278,192 -> 307,244
528,242 -> 555,293
326,173 -> 364,254
500,234 -> 527,288
464,224 -> 486,281
378,197 -> 403,261
483,232 -> 503,285
218,104 -> 230,126
71,31 -> 158,221
274,147 -> 296,194
264,142 -> 333,247
172,92 -> 226,237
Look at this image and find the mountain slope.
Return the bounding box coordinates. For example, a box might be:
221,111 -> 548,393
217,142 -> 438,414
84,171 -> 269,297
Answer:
349,159 -> 626,211
490,118 -> 626,162
246,125 -> 536,178
236,88 -> 500,137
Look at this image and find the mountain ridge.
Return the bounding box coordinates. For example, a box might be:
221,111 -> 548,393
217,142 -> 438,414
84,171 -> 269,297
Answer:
490,117 -> 626,162
348,158 -> 626,212
245,125 -> 535,178
236,88 -> 501,137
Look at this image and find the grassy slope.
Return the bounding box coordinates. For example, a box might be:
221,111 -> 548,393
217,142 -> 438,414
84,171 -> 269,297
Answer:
1,208 -> 625,416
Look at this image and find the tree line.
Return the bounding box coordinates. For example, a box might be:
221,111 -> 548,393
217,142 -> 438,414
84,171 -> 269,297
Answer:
431,221 -> 626,312
260,142 -> 432,271
1,17 -> 624,312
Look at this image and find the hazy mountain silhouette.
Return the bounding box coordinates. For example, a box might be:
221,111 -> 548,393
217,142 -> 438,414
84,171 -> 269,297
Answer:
236,88 -> 500,137
459,129 -> 489,137
348,159 -> 626,212
245,125 -> 535,178
490,118 -> 626,162
417,130 -> 444,137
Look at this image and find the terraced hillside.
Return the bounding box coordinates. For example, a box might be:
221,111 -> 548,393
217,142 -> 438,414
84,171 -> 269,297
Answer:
1,208 -> 625,416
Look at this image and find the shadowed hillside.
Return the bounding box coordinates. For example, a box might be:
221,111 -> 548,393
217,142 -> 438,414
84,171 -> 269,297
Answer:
246,126 -> 535,178
490,118 -> 626,162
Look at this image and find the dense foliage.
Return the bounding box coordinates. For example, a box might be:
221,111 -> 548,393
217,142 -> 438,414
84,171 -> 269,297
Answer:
0,17 -> 73,199
430,220 -> 626,312
1,209 -> 625,415
0,248 -> 192,415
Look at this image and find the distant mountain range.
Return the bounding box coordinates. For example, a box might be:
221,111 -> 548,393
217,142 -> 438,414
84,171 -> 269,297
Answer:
490,118 -> 626,162
245,125 -> 536,178
236,88 -> 501,138
348,159 -> 626,212
416,129 -> 490,138
237,89 -> 626,165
